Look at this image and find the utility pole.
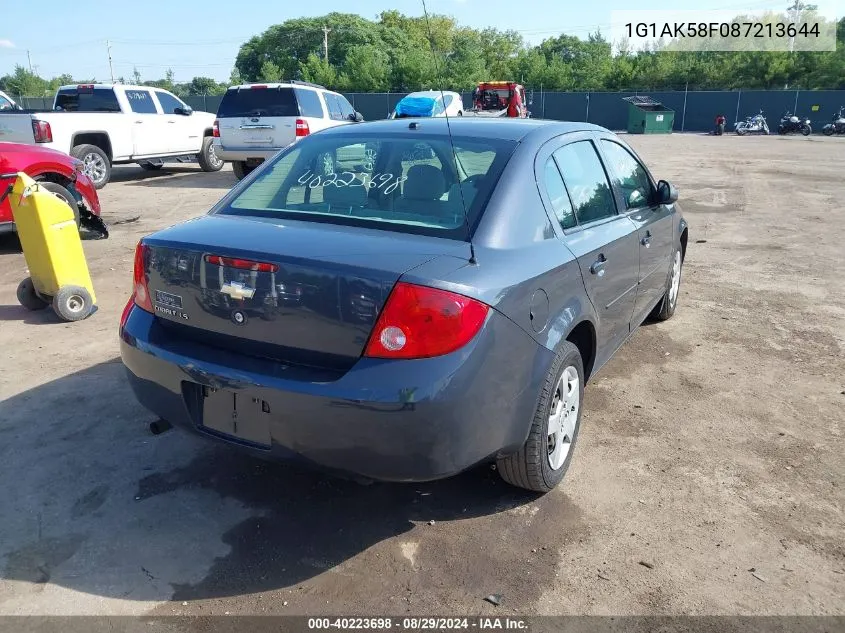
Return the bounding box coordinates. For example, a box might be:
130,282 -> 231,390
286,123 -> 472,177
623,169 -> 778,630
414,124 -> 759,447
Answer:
106,40 -> 115,83
787,1 -> 816,52
26,50 -> 33,73
322,26 -> 331,64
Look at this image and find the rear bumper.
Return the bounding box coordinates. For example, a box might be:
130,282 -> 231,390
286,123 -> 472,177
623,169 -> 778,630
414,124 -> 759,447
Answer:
212,142 -> 286,163
120,306 -> 551,481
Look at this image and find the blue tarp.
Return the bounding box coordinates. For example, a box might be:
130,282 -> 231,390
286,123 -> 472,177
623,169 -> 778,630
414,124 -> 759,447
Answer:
395,95 -> 443,117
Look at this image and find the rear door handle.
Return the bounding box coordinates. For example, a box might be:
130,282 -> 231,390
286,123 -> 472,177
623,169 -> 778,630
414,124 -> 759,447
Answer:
134,120 -> 143,124
641,231 -> 652,247
167,120 -> 176,124
590,254 -> 607,276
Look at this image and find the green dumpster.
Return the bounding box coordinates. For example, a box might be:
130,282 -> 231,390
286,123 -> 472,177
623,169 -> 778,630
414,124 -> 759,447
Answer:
624,96 -> 675,134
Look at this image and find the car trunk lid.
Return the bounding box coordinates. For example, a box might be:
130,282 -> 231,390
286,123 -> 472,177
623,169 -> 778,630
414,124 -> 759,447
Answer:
142,215 -> 467,371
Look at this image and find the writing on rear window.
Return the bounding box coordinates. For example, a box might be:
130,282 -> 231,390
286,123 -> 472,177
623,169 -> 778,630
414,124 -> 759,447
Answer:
297,170 -> 408,195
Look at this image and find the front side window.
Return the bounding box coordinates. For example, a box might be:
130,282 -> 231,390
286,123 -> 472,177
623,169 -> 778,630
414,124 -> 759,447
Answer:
125,90 -> 158,114
155,91 -> 185,114
600,140 -> 654,210
324,94 -> 344,121
336,95 -> 355,120
0,95 -> 13,110
552,141 -> 617,225
221,134 -> 516,239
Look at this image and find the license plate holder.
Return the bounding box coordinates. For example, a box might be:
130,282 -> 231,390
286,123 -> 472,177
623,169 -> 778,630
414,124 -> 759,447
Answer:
201,387 -> 271,447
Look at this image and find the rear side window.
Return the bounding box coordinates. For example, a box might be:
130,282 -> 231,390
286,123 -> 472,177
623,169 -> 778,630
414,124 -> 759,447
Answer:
156,91 -> 185,114
55,88 -> 121,113
125,90 -> 157,114
552,141 -> 617,225
217,87 -> 298,118
294,88 -> 324,118
221,134 -> 516,240
543,157 -> 576,230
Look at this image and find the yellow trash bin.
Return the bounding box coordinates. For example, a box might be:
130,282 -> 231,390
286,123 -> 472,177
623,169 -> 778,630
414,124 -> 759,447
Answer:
1,172 -> 97,321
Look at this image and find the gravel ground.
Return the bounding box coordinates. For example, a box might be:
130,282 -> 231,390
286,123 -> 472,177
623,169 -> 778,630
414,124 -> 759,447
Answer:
0,133 -> 842,618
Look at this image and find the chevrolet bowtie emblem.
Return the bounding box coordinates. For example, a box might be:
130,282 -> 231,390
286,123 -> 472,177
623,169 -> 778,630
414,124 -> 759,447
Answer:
220,281 -> 255,300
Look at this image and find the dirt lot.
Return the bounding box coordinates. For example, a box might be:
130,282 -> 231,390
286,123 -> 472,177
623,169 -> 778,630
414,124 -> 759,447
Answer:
0,134 -> 842,618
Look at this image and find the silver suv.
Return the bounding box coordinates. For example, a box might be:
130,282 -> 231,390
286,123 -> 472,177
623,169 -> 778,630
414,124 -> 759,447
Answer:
213,81 -> 363,179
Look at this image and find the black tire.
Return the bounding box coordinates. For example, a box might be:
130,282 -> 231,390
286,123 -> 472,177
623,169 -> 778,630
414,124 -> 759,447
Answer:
801,124 -> 812,136
16,277 -> 49,311
777,125 -> 786,135
52,285 -> 94,322
38,181 -> 80,227
822,126 -> 834,136
197,136 -> 224,172
497,341 -> 585,493
139,162 -> 163,171
232,161 -> 254,181
650,244 -> 683,322
70,144 -> 111,189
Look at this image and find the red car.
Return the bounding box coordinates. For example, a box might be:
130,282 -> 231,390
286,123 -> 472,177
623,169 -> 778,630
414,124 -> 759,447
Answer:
0,142 -> 104,235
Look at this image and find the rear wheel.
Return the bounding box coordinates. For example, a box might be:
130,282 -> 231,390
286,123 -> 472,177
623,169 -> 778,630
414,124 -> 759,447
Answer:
497,341 -> 584,493
801,124 -> 812,136
52,285 -> 94,322
38,181 -> 80,227
17,277 -> 49,311
71,144 -> 111,189
232,161 -> 254,180
197,136 -> 224,172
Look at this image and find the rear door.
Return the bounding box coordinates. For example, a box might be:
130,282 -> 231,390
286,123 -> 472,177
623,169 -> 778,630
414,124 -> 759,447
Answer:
597,137 -> 674,325
124,88 -> 167,156
550,136 -> 640,366
216,86 -> 299,152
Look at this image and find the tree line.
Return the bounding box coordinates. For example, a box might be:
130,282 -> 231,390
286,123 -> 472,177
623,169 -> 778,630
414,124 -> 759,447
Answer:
2,10 -> 843,99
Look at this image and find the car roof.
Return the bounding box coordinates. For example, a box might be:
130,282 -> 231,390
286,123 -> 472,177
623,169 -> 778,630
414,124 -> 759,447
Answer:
227,83 -> 331,93
57,84 -> 168,91
403,90 -> 459,99
324,118 -> 607,143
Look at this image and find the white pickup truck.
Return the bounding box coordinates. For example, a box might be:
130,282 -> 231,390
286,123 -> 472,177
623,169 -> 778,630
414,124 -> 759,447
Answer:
0,84 -> 222,188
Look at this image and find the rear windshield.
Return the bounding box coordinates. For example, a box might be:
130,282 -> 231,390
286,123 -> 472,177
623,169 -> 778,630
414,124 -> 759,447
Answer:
217,86 -> 298,118
217,133 -> 516,239
55,88 -> 121,112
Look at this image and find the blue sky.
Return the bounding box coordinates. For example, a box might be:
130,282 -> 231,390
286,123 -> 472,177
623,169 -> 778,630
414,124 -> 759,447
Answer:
0,0 -> 840,82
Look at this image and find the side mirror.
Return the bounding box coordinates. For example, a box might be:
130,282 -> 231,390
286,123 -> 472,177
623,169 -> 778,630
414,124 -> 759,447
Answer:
352,111 -> 364,123
657,180 -> 679,204
175,106 -> 193,116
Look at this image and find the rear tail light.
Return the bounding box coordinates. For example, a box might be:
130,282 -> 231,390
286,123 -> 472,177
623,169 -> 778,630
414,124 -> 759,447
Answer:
32,120 -> 52,143
205,254 -> 278,273
295,118 -> 310,138
133,242 -> 153,313
212,119 -> 220,138
363,282 -> 489,359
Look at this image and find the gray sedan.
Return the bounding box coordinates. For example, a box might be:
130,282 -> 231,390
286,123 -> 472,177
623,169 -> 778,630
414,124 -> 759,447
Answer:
120,118 -> 688,493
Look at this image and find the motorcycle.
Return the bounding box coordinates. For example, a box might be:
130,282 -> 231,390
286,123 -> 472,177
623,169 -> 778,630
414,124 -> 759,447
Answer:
822,107 -> 845,136
735,110 -> 769,136
777,111 -> 812,136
